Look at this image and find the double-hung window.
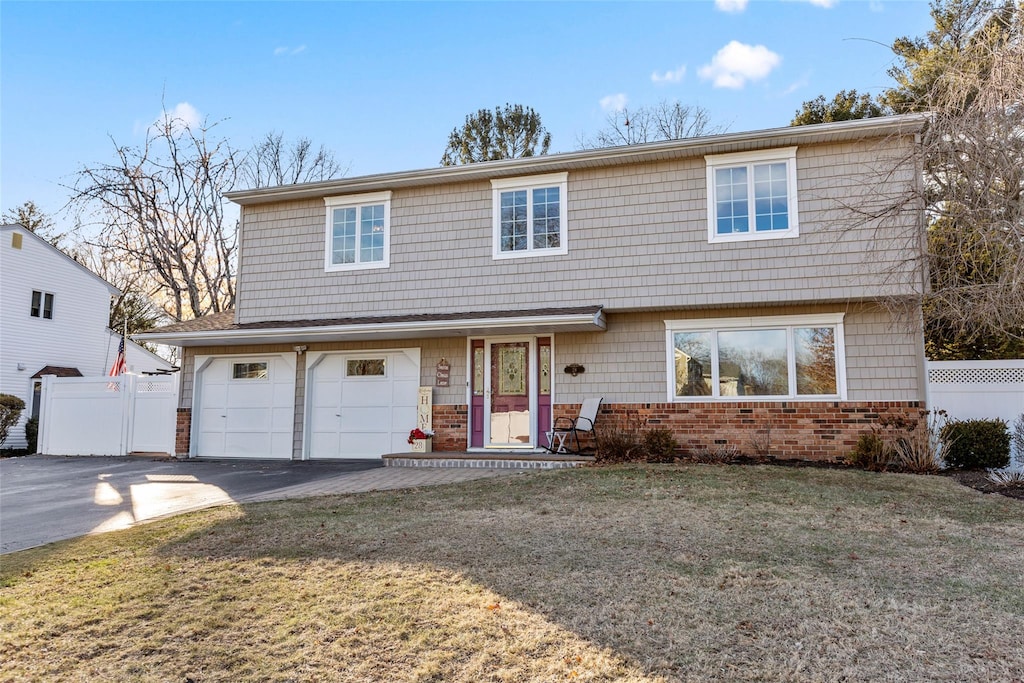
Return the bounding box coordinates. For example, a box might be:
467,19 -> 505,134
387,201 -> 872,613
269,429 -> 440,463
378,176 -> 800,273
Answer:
665,313 -> 846,401
324,191 -> 392,272
30,290 -> 54,319
491,173 -> 568,259
705,147 -> 799,243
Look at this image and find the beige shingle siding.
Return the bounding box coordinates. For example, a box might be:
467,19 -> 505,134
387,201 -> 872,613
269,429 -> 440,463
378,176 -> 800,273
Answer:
178,303 -> 923,422
235,136 -> 923,324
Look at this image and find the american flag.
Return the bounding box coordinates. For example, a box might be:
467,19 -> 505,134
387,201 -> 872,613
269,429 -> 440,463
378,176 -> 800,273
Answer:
108,334 -> 127,376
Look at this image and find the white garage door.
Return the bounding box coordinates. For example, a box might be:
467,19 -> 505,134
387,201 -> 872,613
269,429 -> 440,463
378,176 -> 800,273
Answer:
194,354 -> 296,459
307,349 -> 420,459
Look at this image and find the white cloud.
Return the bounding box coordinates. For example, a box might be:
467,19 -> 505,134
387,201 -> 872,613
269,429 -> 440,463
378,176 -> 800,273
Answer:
135,101 -> 202,135
869,0 -> 884,11
698,41 -> 782,89
715,0 -> 749,12
163,102 -> 201,129
273,45 -> 307,56
804,0 -> 838,6
600,93 -> 628,112
651,65 -> 687,84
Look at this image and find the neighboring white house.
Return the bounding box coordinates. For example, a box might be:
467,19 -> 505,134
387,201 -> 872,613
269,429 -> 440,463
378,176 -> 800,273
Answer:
0,224 -> 174,449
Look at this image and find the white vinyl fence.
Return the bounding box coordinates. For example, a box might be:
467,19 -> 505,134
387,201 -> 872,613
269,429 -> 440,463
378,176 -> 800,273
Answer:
927,360 -> 1024,461
38,374 -> 178,456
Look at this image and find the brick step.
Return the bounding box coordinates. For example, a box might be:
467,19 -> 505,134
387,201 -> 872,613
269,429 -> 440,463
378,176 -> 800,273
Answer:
382,451 -> 593,470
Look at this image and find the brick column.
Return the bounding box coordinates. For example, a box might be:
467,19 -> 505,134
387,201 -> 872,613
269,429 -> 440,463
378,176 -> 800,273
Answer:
175,408 -> 191,457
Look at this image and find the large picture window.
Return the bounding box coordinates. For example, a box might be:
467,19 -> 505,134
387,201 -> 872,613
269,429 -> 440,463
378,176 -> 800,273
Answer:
491,173 -> 569,259
324,191 -> 392,272
705,147 -> 799,243
665,314 -> 845,401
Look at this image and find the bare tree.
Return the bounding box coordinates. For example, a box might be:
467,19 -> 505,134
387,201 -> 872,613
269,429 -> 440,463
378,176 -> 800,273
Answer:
70,112 -> 239,322
845,1 -> 1023,352
906,1 -> 1023,347
579,100 -> 723,149
241,131 -> 346,188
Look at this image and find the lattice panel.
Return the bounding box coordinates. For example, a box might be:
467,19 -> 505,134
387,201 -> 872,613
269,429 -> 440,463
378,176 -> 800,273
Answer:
928,367 -> 1024,384
138,381 -> 174,393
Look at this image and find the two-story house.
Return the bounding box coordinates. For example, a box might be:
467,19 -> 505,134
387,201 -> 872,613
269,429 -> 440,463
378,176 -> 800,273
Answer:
141,116 -> 929,461
0,224 -> 174,449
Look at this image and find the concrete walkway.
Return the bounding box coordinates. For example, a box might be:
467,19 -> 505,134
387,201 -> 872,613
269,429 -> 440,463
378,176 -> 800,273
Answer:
0,456 -> 526,554
241,466 -> 526,502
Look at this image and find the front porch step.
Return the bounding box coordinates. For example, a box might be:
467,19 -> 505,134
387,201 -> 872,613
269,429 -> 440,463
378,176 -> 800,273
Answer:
382,451 -> 594,470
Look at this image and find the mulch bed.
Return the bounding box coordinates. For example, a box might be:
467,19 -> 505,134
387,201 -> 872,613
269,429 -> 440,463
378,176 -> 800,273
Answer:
950,469 -> 1024,501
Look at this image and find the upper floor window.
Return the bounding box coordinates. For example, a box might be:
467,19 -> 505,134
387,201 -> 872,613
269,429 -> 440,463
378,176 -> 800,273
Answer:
491,173 -> 568,260
665,313 -> 846,401
705,147 -> 799,243
324,191 -> 392,272
31,290 -> 54,319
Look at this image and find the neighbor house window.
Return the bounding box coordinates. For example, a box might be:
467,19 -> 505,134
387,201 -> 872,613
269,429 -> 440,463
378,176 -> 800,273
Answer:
491,173 -> 568,259
665,313 -> 845,401
232,362 -> 269,380
324,191 -> 392,272
705,147 -> 799,243
30,291 -> 54,319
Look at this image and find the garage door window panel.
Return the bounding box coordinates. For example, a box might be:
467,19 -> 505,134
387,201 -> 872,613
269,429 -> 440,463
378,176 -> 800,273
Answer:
346,359 -> 386,377
232,362 -> 269,380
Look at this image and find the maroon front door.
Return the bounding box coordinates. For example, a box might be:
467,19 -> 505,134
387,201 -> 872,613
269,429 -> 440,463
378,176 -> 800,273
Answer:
488,341 -> 530,446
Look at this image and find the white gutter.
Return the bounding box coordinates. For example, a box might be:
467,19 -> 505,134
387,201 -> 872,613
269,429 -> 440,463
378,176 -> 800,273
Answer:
137,309 -> 607,347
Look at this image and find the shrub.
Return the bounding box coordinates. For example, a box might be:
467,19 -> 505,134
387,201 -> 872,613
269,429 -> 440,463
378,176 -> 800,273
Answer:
642,428 -> 679,463
941,419 -> 1010,470
596,411 -> 644,464
890,410 -> 945,474
849,433 -> 891,471
0,394 -> 26,446
25,417 -> 38,454
596,429 -> 642,463
691,444 -> 739,464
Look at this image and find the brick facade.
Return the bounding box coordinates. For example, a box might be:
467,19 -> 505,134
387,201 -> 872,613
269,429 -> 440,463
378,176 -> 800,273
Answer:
175,408 -> 191,457
176,401 -> 919,462
553,401 -> 924,462
430,404 -> 468,451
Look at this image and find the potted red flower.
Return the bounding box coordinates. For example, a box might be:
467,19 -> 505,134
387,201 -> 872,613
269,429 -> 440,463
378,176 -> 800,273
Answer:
408,428 -> 434,453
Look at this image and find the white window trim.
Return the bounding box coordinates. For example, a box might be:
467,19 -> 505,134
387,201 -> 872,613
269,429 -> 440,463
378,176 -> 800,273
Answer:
324,190 -> 392,272
491,172 -> 569,260
31,290 -> 55,319
664,312 -> 847,402
705,147 -> 799,244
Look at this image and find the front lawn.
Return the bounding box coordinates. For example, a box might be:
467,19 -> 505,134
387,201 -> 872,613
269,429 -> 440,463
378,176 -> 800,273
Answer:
1,465 -> 1021,682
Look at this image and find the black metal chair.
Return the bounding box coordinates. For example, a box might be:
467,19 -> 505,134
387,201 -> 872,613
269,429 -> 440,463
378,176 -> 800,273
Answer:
546,397 -> 603,454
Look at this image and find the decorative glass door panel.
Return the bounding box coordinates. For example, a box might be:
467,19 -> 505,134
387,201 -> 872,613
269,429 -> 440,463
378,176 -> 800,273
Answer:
489,341 -> 531,446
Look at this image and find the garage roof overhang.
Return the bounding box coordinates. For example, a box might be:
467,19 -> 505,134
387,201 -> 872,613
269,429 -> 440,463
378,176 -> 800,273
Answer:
136,306 -> 607,347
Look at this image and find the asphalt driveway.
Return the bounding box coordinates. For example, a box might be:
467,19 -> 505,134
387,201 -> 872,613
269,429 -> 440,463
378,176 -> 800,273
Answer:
0,455 -> 381,554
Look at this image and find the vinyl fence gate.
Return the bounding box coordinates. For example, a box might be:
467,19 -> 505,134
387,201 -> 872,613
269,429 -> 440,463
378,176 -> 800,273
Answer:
38,374 -> 178,456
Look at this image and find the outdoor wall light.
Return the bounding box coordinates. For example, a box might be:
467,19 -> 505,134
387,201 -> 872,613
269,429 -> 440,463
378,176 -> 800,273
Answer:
564,363 -> 585,377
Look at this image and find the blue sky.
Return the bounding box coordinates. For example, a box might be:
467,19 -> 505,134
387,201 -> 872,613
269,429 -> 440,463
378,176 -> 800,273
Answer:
1,1 -> 933,233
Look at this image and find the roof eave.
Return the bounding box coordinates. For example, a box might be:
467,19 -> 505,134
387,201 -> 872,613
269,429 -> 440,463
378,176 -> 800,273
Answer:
135,309 -> 607,347
224,115 -> 928,206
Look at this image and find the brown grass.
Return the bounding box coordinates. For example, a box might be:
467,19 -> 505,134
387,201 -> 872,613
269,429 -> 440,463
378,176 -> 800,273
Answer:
1,465 -> 1022,682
